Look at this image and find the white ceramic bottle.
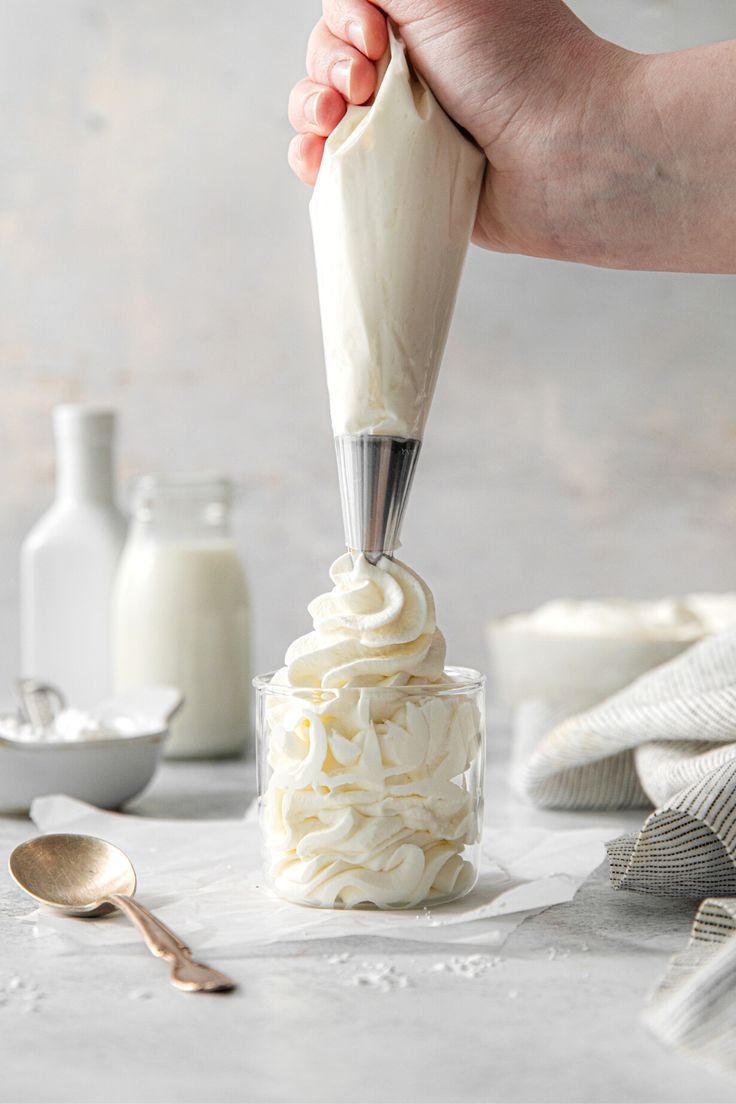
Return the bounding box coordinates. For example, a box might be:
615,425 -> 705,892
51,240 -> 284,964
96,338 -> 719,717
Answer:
112,475 -> 251,759
20,406 -> 127,707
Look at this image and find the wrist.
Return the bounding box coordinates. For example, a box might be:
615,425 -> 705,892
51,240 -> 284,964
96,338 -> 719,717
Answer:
548,40 -> 649,267
477,32 -> 650,267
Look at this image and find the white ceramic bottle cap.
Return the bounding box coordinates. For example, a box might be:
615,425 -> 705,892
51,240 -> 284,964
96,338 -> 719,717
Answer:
53,405 -> 116,444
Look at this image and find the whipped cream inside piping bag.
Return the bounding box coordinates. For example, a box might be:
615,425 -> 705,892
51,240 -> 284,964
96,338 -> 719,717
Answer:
262,555 -> 483,909
310,23 -> 485,440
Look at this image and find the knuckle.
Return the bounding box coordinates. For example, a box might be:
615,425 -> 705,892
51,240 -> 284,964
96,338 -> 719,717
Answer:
324,0 -> 352,38
306,19 -> 326,64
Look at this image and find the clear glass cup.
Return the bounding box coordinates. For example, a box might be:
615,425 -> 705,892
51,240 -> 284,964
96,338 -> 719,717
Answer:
254,667 -> 485,910
113,474 -> 251,759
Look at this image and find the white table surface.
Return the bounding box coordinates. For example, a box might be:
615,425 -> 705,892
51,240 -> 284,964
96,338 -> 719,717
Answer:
2,752 -> 736,1104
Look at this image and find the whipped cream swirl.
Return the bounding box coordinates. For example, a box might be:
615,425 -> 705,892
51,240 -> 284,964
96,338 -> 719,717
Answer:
281,553 -> 447,688
261,554 -> 483,909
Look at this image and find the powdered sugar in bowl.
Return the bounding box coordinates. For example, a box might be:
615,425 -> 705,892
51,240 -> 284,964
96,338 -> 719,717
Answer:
0,686 -> 182,813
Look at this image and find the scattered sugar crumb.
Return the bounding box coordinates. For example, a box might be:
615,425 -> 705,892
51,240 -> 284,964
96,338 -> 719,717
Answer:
0,977 -> 44,1014
128,988 -> 153,1001
327,953 -> 350,965
350,963 -> 411,992
429,955 -> 504,979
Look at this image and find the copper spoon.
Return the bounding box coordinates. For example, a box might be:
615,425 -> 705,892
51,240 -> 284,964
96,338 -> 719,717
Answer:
9,833 -> 235,993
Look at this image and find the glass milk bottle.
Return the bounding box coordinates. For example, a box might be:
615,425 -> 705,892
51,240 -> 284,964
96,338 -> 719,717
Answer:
112,475 -> 250,758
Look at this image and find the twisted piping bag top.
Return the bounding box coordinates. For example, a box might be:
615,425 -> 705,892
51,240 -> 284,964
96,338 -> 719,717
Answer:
310,23 -> 485,441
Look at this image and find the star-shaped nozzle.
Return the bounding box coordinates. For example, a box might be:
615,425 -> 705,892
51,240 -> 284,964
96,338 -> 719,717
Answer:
335,434 -> 421,563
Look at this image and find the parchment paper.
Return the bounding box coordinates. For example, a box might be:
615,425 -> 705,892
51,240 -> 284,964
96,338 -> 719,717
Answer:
26,795 -> 622,955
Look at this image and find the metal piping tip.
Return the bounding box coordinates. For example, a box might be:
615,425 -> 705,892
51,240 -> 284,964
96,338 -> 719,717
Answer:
335,434 -> 421,560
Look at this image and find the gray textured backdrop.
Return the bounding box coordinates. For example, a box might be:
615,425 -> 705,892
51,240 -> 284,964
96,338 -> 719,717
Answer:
2,0 -> 736,688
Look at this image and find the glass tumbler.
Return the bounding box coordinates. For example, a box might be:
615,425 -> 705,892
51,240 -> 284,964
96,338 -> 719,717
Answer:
254,667 -> 485,909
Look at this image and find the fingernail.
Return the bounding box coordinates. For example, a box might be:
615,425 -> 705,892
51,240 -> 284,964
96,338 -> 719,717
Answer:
332,59 -> 353,99
304,91 -> 322,125
347,21 -> 368,55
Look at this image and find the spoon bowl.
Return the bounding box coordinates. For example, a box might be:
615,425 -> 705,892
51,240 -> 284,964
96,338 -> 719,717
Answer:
9,833 -> 136,916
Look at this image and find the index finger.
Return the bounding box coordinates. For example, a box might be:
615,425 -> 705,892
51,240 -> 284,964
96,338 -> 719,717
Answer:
323,0 -> 389,60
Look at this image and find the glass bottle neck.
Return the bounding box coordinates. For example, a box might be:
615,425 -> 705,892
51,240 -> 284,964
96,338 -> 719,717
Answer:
56,439 -> 116,506
127,477 -> 233,543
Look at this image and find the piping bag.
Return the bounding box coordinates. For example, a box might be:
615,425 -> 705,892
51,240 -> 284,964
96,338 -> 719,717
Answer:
310,23 -> 485,560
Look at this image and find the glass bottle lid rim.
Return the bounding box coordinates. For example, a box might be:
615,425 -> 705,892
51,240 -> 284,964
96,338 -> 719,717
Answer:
131,473 -> 232,502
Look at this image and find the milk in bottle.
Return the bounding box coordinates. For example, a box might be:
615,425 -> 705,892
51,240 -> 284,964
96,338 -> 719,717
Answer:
112,475 -> 250,758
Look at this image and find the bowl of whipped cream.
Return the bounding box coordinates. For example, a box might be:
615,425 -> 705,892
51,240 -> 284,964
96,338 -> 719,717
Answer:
0,685 -> 183,813
487,593 -> 736,719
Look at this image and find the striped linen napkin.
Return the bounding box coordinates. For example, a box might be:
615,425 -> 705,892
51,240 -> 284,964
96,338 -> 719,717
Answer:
519,627 -> 736,1073
643,898 -> 736,1073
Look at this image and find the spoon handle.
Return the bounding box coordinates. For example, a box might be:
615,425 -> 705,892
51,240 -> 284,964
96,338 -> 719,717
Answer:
105,893 -> 235,992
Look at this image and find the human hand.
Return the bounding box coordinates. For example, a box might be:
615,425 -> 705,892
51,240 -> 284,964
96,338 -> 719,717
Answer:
288,0 -> 641,265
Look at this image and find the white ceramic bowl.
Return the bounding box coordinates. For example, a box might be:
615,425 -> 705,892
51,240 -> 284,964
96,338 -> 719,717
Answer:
0,686 -> 183,814
486,622 -> 690,716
